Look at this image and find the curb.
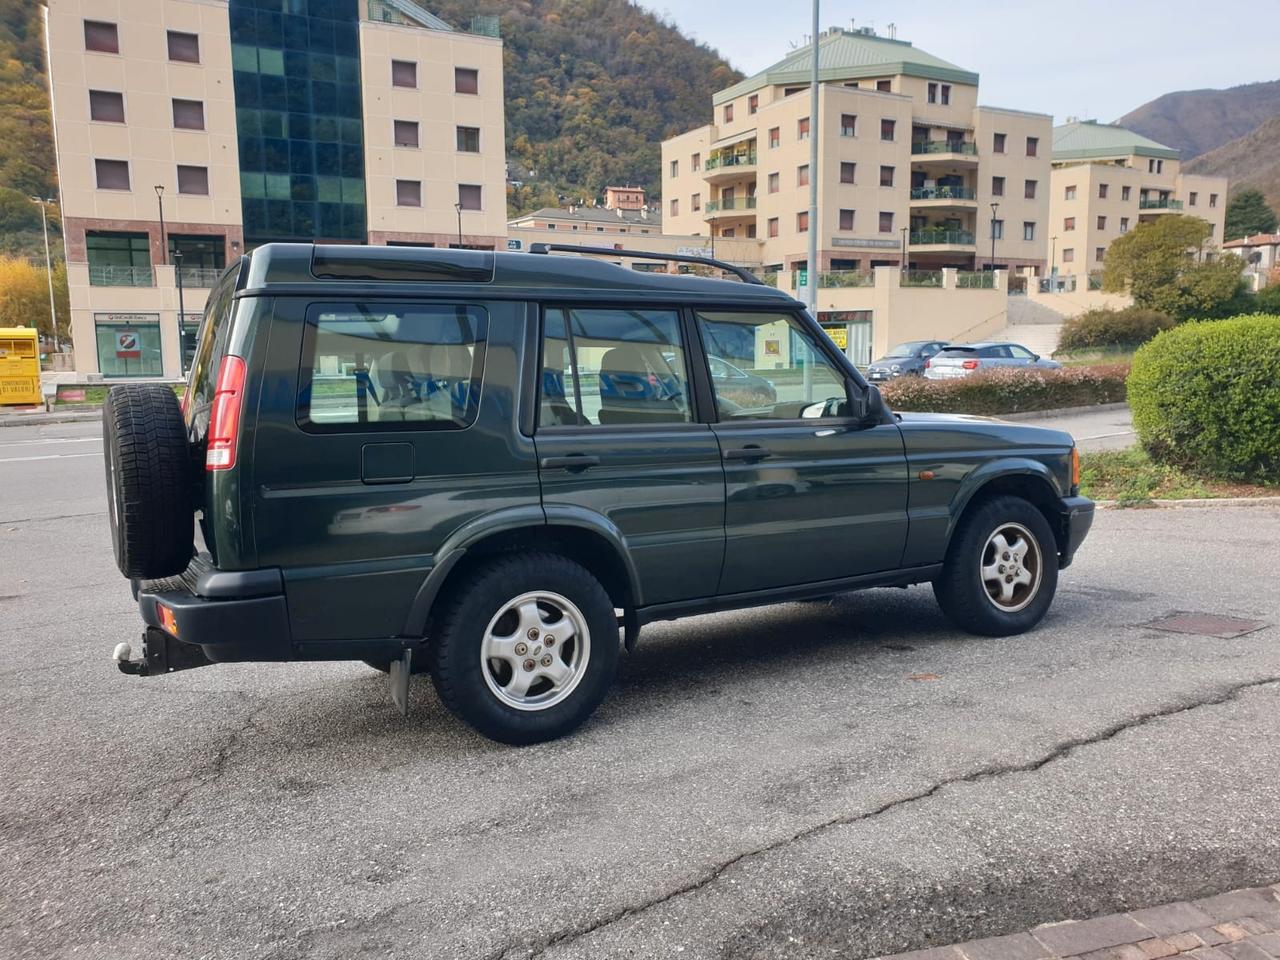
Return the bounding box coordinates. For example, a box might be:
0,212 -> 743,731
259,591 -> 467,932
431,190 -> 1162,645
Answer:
0,410 -> 102,428
1000,401 -> 1129,421
1096,496 -> 1280,510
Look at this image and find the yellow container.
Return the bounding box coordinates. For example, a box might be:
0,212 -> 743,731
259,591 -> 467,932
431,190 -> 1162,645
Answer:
0,327 -> 42,406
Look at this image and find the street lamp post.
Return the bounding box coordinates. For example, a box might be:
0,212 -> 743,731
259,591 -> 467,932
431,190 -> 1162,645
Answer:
989,201 -> 1000,272
29,197 -> 59,353
154,185 -> 167,266
173,251 -> 187,374
805,0 -> 818,315
1050,235 -> 1058,289
900,226 -> 908,270
453,202 -> 463,248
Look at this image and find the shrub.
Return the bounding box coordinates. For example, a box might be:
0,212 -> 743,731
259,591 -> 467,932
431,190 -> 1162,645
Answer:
881,364 -> 1129,416
1057,306 -> 1175,353
1128,314 -> 1280,483
1255,283 -> 1280,315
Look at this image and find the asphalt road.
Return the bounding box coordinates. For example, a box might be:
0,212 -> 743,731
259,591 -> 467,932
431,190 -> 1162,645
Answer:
1019,404 -> 1136,452
2,420 -> 1277,960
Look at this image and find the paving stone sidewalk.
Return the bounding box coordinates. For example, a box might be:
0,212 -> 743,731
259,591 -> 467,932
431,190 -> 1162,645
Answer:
882,885 -> 1280,960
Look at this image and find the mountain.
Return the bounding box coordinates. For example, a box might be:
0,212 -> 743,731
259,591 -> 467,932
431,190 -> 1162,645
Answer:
1116,79 -> 1280,161
1186,115 -> 1280,212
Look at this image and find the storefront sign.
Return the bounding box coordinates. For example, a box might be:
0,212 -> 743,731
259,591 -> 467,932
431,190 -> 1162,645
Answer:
115,331 -> 141,359
831,237 -> 899,249
822,325 -> 848,350
507,238 -> 523,251
676,246 -> 713,258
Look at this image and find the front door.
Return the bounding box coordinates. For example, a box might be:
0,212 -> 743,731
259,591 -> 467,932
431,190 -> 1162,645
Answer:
693,309 -> 909,595
535,305 -> 725,605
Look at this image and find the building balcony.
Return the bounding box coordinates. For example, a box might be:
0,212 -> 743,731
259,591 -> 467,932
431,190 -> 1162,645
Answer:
909,228 -> 975,247
704,151 -> 757,182
909,185 -> 977,206
177,266 -> 224,288
911,140 -> 978,162
703,197 -> 757,219
89,265 -> 154,287
1138,198 -> 1183,211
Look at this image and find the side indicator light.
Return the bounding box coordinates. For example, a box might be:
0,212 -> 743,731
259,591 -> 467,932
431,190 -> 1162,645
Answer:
157,603 -> 179,637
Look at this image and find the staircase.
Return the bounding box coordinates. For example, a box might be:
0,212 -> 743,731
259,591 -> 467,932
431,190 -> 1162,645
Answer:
988,297 -> 1066,357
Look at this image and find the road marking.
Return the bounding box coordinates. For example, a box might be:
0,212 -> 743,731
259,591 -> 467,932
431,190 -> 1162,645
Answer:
1076,431 -> 1135,441
0,436 -> 100,450
0,452 -> 102,464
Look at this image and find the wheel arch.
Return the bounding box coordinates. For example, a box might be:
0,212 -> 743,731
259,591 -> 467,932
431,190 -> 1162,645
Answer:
947,461 -> 1068,557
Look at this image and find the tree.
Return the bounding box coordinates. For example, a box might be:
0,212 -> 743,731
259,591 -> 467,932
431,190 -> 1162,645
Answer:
1224,189 -> 1279,241
1102,215 -> 1246,319
0,255 -> 69,341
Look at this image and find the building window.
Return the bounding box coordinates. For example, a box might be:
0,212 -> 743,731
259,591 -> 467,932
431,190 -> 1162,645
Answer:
94,158 -> 130,190
879,211 -> 893,233
456,126 -> 480,152
391,59 -> 417,88
1026,136 -> 1038,157
747,224 -> 756,239
1189,191 -> 1197,206
691,193 -> 700,212
993,132 -> 1006,153
768,172 -> 779,193
176,165 -> 209,195
724,103 -> 734,123
879,165 -> 894,187
1120,217 -> 1129,233
84,20 -> 119,54
396,179 -> 421,207
89,90 -> 125,123
992,175 -> 1005,197
797,164 -> 809,187
670,198 -> 678,216
1097,215 -> 1107,230
1023,221 -> 1035,241
881,118 -> 895,141
1064,216 -> 1075,231
166,30 -> 199,63
991,219 -> 1004,240
1122,186 -> 1131,201
1096,246 -> 1106,263
927,82 -> 937,104
455,67 -> 479,94
1064,185 -> 1077,201
1025,179 -> 1037,200
798,117 -> 810,140
876,79 -> 891,92
1062,248 -> 1074,263
1099,183 -> 1109,199
458,184 -> 482,210
941,84 -> 951,105
748,94 -> 758,115
768,217 -> 779,238
769,127 -> 780,148
797,211 -> 809,232
96,316 -> 162,377
691,153 -> 700,172
839,209 -> 854,231
394,119 -> 419,148
171,98 -> 204,130
840,161 -> 856,184
1210,193 -> 1218,208
841,114 -> 856,137
669,159 -> 678,178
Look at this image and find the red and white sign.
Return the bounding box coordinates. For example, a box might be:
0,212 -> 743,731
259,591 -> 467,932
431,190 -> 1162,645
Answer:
115,331 -> 141,359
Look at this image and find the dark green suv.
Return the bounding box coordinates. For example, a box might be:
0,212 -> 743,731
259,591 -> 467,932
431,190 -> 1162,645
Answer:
104,244 -> 1093,744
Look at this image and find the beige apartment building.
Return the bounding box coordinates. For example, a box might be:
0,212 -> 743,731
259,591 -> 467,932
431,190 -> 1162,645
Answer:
661,27 -> 1052,278
44,0 -> 505,379
1048,120 -> 1228,278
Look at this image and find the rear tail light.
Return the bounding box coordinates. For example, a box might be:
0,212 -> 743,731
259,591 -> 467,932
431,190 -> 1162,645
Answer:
962,359 -> 979,369
924,359 -> 931,369
206,355 -> 246,471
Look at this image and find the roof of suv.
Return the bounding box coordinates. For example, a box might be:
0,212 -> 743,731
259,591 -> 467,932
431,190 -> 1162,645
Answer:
237,243 -> 796,305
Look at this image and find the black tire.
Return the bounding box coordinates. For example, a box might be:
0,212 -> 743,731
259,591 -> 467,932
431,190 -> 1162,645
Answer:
933,495 -> 1059,636
430,553 -> 619,745
102,384 -> 194,579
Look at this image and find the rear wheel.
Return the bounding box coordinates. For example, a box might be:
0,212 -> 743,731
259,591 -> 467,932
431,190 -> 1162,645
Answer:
933,495 -> 1058,636
430,553 -> 619,744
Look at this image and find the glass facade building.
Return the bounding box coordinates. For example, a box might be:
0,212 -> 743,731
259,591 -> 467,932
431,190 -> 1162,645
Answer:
229,0 -> 367,245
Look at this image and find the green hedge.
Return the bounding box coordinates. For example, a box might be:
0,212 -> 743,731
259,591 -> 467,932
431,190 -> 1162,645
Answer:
1128,313 -> 1280,483
881,364 -> 1129,416
1057,306 -> 1175,353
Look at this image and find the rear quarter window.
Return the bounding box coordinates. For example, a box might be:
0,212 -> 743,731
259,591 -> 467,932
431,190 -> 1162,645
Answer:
297,302 -> 488,432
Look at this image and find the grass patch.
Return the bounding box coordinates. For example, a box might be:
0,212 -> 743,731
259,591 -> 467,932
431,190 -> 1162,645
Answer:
1054,346 -> 1137,367
55,383 -> 184,407
1080,447 -> 1278,505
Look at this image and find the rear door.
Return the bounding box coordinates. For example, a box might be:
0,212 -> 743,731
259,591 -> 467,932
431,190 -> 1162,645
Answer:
534,304 -> 725,605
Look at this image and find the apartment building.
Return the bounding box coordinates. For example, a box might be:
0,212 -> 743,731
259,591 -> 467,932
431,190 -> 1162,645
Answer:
1048,120 -> 1228,277
660,27 -> 1052,277
44,0 -> 505,379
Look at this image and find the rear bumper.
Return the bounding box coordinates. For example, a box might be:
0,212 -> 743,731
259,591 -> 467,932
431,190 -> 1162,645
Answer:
138,579 -> 292,662
1057,495 -> 1095,568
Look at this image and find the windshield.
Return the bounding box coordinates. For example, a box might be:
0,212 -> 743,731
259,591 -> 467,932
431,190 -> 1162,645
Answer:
884,342 -> 924,358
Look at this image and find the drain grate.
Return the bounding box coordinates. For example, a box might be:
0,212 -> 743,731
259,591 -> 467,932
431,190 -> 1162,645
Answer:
1145,611 -> 1270,639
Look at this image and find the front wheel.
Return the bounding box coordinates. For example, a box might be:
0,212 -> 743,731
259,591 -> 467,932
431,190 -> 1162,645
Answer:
933,495 -> 1059,636
429,553 -> 619,744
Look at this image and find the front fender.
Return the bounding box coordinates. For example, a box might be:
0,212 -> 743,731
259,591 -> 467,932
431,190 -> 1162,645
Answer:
946,458 -> 1065,542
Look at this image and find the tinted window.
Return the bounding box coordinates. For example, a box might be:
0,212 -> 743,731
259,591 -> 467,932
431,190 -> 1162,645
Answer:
980,345 -> 1010,358
167,30 -> 199,63
84,20 -> 119,53
298,303 -> 487,432
695,311 -> 846,420
1006,344 -> 1034,359
539,307 -> 691,428
935,348 -> 976,359
172,98 -> 205,130
89,90 -> 125,122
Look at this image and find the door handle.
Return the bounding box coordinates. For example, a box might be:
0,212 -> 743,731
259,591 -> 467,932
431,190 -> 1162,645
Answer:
540,454 -> 601,472
723,445 -> 772,462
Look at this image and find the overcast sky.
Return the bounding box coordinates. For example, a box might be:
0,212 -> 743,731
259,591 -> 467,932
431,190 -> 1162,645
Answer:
636,0 -> 1277,123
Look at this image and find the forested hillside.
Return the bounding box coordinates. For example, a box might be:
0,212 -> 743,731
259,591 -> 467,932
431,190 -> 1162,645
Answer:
1117,80 -> 1280,161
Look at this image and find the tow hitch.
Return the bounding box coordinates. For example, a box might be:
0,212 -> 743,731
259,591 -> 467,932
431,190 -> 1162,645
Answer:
114,627 -> 215,676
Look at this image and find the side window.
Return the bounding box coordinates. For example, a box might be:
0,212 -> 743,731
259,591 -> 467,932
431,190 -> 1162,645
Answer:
298,303 -> 487,431
1006,344 -> 1034,359
983,345 -> 1011,359
539,307 -> 692,427
694,311 -> 848,420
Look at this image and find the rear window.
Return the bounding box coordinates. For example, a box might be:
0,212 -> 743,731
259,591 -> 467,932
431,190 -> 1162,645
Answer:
934,347 -> 976,358
298,302 -> 487,432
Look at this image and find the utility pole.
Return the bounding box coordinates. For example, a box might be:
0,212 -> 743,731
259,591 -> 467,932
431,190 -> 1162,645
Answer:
29,197 -> 59,352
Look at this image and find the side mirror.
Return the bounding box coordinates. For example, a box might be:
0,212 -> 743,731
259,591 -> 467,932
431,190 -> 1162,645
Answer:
845,382 -> 884,422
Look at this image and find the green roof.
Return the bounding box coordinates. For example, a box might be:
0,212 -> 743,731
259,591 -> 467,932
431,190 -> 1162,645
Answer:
1051,120 -> 1180,161
713,28 -> 977,105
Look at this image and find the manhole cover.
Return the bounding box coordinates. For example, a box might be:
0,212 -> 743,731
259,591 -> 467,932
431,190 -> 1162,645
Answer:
1145,611 -> 1270,639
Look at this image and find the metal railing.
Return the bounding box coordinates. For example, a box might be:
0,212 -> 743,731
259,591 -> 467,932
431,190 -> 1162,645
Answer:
704,152 -> 757,170
912,140 -> 978,156
909,185 -> 977,201
366,0 -> 498,34
956,270 -> 995,289
1138,197 -> 1183,210
1087,271 -> 1105,290
89,265 -> 153,287
177,266 -> 223,288
760,272 -> 779,288
819,270 -> 874,288
1039,275 -> 1078,293
704,197 -> 757,213
901,269 -> 944,287
909,228 -> 975,245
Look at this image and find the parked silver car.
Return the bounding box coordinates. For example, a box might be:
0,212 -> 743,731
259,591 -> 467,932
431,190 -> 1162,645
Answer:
925,342 -> 1062,380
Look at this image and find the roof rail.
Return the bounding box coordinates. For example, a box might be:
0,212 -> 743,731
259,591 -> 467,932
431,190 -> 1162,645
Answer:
527,242 -> 763,285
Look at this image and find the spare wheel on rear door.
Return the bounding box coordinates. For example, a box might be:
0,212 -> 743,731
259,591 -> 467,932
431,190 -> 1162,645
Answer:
102,383 -> 195,579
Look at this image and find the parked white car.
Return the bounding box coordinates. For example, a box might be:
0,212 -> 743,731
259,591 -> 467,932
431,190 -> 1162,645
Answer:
925,342 -> 1062,379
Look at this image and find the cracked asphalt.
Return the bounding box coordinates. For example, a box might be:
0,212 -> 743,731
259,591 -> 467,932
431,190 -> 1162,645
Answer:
2,420 -> 1278,960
